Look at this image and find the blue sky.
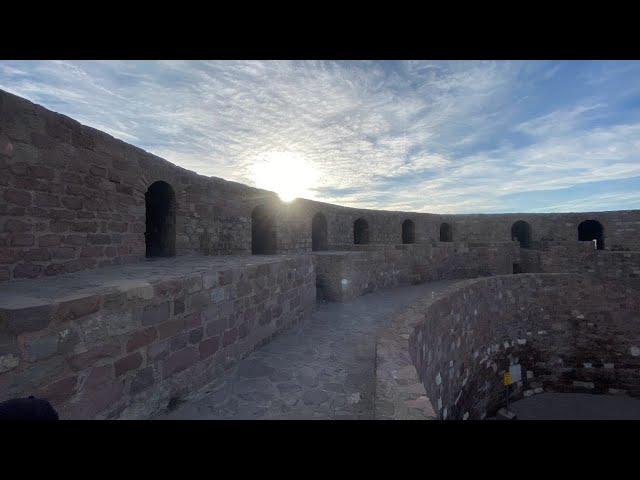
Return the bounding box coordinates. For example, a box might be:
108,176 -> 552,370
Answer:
1,60 -> 639,213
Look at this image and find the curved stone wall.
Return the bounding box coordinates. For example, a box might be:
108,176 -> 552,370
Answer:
376,274 -> 640,420
2,88 -> 640,283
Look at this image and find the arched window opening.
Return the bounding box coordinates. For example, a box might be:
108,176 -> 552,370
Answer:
252,205 -> 277,254
578,220 -> 604,250
511,220 -> 532,249
354,218 -> 369,245
402,219 -> 415,244
312,212 -> 328,251
145,181 -> 176,258
439,222 -> 452,242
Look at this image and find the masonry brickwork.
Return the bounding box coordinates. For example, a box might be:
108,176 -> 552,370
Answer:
2,89 -> 640,419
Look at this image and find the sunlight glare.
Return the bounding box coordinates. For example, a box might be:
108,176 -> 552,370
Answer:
251,152 -> 318,202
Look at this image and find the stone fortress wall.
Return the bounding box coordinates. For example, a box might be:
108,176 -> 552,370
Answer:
1,89 -> 640,419
2,89 -> 640,284
376,274 -> 640,420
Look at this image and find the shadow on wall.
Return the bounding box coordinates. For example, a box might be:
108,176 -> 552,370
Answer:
439,222 -> 452,242
312,212 -> 328,251
145,181 -> 176,258
402,219 -> 415,244
252,205 -> 277,254
511,220 -> 532,249
354,218 -> 369,245
579,219 -> 604,250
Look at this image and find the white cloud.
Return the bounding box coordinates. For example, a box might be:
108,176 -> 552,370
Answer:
0,60 -> 638,214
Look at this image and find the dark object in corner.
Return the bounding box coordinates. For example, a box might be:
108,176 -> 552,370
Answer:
0,396 -> 59,420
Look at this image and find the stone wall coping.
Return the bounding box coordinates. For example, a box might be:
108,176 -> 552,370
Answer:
0,254 -> 308,310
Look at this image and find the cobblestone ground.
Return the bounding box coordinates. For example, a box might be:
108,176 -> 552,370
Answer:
155,280 -> 456,420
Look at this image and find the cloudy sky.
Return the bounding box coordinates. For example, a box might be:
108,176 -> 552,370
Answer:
1,60 -> 639,213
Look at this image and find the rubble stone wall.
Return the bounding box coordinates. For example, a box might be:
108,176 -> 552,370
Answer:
400,274 -> 640,420
0,255 -> 315,419
313,242 -> 519,302
2,89 -> 640,284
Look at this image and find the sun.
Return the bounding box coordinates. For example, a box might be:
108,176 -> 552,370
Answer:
250,151 -> 318,202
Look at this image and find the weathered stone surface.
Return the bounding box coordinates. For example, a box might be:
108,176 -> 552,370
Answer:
56,295 -> 101,322
66,343 -> 121,371
130,366 -> 155,396
126,327 -> 158,353
141,302 -> 170,326
0,304 -> 53,335
163,347 -> 199,378
114,352 -> 143,377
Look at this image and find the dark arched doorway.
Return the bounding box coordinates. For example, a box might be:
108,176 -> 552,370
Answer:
578,220 -> 604,250
145,181 -> 176,258
402,219 -> 415,244
439,222 -> 452,242
252,205 -> 277,254
511,220 -> 532,249
312,212 -> 328,251
354,218 -> 369,245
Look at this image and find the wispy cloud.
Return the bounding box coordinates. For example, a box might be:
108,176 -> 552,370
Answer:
1,60 -> 639,213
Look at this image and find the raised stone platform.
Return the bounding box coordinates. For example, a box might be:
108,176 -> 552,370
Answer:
0,255 -> 316,419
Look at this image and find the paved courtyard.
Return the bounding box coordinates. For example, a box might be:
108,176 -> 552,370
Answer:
155,280 -> 456,420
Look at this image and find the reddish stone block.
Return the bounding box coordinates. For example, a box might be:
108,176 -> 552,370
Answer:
162,346 -> 198,379
71,222 -> 98,233
38,234 -> 62,247
126,327 -> 158,353
184,311 -> 201,329
56,295 -> 101,322
4,189 -> 31,207
34,192 -> 60,208
223,328 -> 238,347
87,234 -> 111,245
116,184 -> 133,195
13,262 -> 42,279
61,196 -> 83,210
114,352 -> 143,377
80,246 -> 104,257
0,303 -> 53,334
37,375 -> 78,405
108,222 -> 127,233
50,246 -> 76,259
219,269 -> 233,285
9,233 -> 34,246
4,219 -> 31,233
48,209 -> 75,221
63,234 -> 86,246
153,279 -> 183,297
22,248 -> 50,261
27,165 -> 54,180
157,317 -> 185,340
47,219 -> 67,232
199,336 -> 220,359
44,263 -> 66,276
66,343 -> 121,371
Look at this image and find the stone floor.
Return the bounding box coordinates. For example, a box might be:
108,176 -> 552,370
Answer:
155,280 -> 456,420
509,392 -> 640,420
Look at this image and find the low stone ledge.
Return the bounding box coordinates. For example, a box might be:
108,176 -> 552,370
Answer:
0,254 -> 316,419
